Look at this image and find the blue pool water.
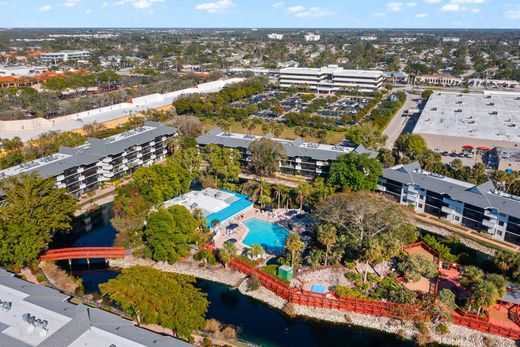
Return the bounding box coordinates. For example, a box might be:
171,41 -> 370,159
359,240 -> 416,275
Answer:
311,284 -> 327,294
242,218 -> 290,252
206,190 -> 253,227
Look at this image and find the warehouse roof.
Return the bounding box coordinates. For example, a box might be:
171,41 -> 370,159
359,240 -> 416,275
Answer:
0,269 -> 191,347
382,162 -> 520,219
414,91 -> 520,143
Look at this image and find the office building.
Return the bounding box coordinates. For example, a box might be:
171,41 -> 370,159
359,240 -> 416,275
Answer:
304,33 -> 320,42
40,50 -> 90,63
268,33 -> 284,40
413,91 -> 520,152
0,121 -> 176,196
279,65 -> 384,93
378,162 -> 520,246
0,268 -> 190,347
196,128 -> 377,178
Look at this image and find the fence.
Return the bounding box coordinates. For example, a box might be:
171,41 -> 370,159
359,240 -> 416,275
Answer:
230,258 -> 520,340
229,258 -> 425,321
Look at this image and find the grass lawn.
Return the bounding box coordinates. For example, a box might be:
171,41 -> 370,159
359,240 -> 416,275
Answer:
201,119 -> 346,145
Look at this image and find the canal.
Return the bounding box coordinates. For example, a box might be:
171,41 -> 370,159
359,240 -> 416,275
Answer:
51,204 -> 414,347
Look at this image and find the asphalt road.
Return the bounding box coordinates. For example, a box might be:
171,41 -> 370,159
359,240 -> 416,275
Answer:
383,90 -> 421,149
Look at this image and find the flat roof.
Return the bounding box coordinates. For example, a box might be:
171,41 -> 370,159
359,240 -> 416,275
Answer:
279,66 -> 383,78
414,91 -> 520,143
0,269 -> 191,347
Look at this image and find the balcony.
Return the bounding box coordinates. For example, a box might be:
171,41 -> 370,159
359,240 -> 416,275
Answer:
484,210 -> 498,219
296,158 -> 302,163
315,168 -> 323,174
77,167 -> 84,173
441,206 -> 454,214
377,184 -> 386,192
295,165 -> 302,170
406,194 -> 418,202
56,175 -> 65,181
482,219 -> 497,229
316,161 -> 324,166
102,157 -> 112,163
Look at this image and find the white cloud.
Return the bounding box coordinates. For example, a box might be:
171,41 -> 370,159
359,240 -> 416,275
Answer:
373,11 -> 387,17
416,12 -> 428,17
101,2 -> 108,8
294,6 -> 331,17
195,0 -> 235,13
64,0 -> 80,7
407,2 -> 417,7
39,4 -> 52,11
85,8 -> 92,14
0,1 -> 8,5
272,2 -> 284,8
287,5 -> 305,13
114,0 -> 164,9
441,3 -> 462,11
387,2 -> 403,11
505,7 -> 520,20
424,0 -> 441,3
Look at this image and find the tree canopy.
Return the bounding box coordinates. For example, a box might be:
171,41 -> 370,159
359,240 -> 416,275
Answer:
202,144 -> 242,182
248,138 -> 287,177
328,152 -> 383,191
0,173 -> 77,266
144,205 -> 201,264
100,266 -> 208,341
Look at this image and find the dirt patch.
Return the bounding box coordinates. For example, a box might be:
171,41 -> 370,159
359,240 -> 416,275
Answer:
39,262 -> 82,294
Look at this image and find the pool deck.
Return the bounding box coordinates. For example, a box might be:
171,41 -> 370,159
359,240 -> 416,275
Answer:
213,208 -> 310,252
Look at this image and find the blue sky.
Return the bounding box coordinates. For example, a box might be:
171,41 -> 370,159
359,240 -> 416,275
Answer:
0,0 -> 519,28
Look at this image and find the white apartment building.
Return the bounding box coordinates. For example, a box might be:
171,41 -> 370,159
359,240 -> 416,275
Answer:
279,65 -> 384,93
40,50 -> 90,63
304,33 -> 321,42
268,33 -> 284,40
360,36 -> 378,41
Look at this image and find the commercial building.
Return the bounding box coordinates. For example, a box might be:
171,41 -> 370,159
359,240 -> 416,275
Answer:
304,33 -> 320,42
196,128 -> 377,178
0,268 -> 191,347
415,74 -> 462,86
279,65 -> 384,93
0,121 -> 176,196
378,162 -> 520,246
413,91 -> 520,153
268,33 -> 284,40
164,188 -> 253,226
40,50 -> 90,63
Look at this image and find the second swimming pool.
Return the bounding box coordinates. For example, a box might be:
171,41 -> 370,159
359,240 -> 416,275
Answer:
242,217 -> 290,252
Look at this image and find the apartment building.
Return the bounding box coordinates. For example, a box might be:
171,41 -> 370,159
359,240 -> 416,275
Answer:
304,33 -> 321,42
0,121 -> 176,196
0,269 -> 190,347
279,65 -> 384,93
196,128 -> 377,178
40,50 -> 90,63
378,162 -> 520,246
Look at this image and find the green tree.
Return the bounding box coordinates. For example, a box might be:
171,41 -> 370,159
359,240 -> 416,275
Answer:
0,173 -> 77,266
203,144 -> 242,183
100,266 -> 208,341
473,281 -> 499,316
144,205 -> 200,264
295,183 -> 312,210
218,242 -> 237,268
397,254 -> 438,283
317,224 -> 337,266
394,133 -> 427,160
248,244 -> 265,257
248,138 -> 287,177
328,152 -> 383,191
285,233 -> 304,268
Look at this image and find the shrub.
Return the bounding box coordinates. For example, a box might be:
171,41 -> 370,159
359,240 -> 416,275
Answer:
222,326 -> 237,340
343,261 -> 357,270
335,285 -> 365,299
435,322 -> 449,335
237,255 -> 256,267
204,319 -> 221,334
201,337 -> 214,347
282,302 -> 297,318
35,273 -> 46,283
422,234 -> 457,263
247,274 -> 261,291
345,272 -> 362,282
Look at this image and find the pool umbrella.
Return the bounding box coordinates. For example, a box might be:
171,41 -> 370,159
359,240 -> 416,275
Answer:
264,206 -> 273,212
227,223 -> 239,230
286,210 -> 298,216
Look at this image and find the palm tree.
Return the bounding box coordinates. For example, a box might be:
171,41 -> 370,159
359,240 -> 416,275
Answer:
474,282 -> 499,316
317,224 -> 337,266
295,183 -> 312,211
273,184 -> 288,209
242,180 -> 271,208
285,233 -> 303,268
248,244 -> 265,258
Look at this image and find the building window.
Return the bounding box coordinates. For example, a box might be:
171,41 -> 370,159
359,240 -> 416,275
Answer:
499,221 -> 504,226
455,216 -> 460,221
497,230 -> 503,236
418,203 -> 423,208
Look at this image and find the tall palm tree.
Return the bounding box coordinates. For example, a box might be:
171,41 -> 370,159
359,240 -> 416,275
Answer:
295,183 -> 312,211
474,282 -> 499,316
317,224 -> 337,266
242,180 -> 271,208
273,184 -> 288,209
285,233 -> 303,268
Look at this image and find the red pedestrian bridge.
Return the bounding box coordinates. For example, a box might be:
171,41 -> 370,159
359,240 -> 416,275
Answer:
40,247 -> 126,261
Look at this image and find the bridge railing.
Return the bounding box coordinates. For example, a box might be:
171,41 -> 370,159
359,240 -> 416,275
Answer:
40,247 -> 126,261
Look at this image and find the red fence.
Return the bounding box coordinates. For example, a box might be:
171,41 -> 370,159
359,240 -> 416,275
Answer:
230,258 -> 520,339
229,258 -> 425,321
40,247 -> 126,261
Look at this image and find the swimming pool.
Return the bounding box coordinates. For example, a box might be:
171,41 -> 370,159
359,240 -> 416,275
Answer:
242,218 -> 290,252
310,284 -> 327,294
